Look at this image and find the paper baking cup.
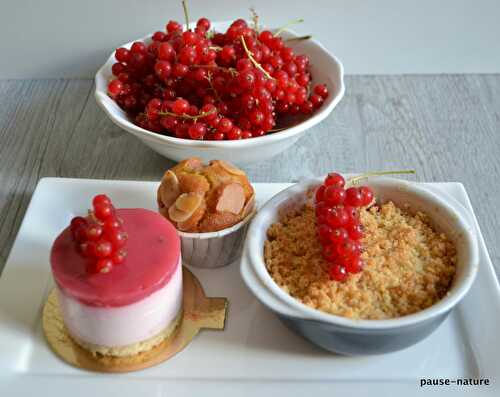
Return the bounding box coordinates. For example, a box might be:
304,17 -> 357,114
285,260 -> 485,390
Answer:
179,211 -> 255,268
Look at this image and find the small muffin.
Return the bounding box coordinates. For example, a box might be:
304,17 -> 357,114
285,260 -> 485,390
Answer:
157,158 -> 255,232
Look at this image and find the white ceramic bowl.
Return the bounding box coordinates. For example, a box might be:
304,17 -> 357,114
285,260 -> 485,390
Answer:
94,22 -> 345,164
242,177 -> 479,355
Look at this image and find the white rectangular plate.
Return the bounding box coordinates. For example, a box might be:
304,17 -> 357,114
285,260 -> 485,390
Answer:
1,178 -> 499,396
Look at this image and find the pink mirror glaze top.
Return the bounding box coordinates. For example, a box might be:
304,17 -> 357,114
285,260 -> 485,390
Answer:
51,208 -> 180,308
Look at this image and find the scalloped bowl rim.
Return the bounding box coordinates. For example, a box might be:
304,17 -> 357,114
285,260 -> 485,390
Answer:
94,24 -> 345,149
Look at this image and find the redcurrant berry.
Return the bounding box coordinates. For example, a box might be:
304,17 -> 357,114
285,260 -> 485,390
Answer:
92,194 -> 111,207
188,122 -> 207,140
152,31 -> 166,42
217,118 -> 233,133
95,240 -> 113,258
324,186 -> 346,206
237,70 -> 256,90
196,17 -> 211,31
95,258 -> 113,274
326,206 -> 349,228
111,249 -> 127,265
109,231 -> 128,249
130,42 -> 147,54
317,224 -> 333,245
330,228 -> 348,244
346,222 -> 364,240
337,239 -> 360,259
324,172 -> 345,188
70,216 -> 87,232
103,218 -> 122,236
314,84 -> 329,98
315,201 -> 332,224
227,126 -> 242,140
172,98 -> 189,114
182,31 -> 198,45
115,48 -> 130,63
72,226 -> 88,243
111,62 -> 125,76
173,63 -> 189,77
94,203 -> 114,220
345,187 -> 364,207
315,185 -> 326,202
166,20 -> 182,33
345,257 -> 364,273
310,94 -> 324,108
108,79 -> 124,98
154,61 -> 172,80
80,241 -> 97,257
359,186 -> 374,206
329,264 -> 348,281
85,223 -> 104,241
344,205 -> 359,225
323,244 -> 337,262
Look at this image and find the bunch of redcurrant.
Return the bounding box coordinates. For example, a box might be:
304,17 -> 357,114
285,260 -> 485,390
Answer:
315,173 -> 374,282
69,195 -> 128,274
107,5 -> 329,140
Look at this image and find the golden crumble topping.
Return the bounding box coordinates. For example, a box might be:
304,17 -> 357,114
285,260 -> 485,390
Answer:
264,200 -> 457,320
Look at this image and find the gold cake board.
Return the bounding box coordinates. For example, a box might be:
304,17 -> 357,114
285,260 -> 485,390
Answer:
42,267 -> 228,372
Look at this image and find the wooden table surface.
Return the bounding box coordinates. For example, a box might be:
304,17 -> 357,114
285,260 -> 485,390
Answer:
1,75 -> 499,276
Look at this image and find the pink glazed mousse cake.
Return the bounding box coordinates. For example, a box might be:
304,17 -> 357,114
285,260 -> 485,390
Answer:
50,196 -> 182,357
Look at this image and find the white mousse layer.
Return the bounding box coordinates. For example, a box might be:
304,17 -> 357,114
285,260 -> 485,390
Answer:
57,259 -> 182,347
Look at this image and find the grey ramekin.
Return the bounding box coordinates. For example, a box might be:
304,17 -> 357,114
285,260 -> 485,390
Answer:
241,177 -> 479,355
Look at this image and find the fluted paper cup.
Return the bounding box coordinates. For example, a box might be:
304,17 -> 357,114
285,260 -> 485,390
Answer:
179,211 -> 255,268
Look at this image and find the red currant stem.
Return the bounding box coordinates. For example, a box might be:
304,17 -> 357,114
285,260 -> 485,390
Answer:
191,64 -> 237,75
87,210 -> 101,224
250,7 -> 260,32
240,36 -> 275,80
158,107 -> 217,120
306,81 -> 312,96
274,18 -> 305,37
268,126 -> 288,132
206,30 -> 215,39
285,35 -> 312,42
348,170 -> 416,185
181,0 -> 190,30
205,71 -> 222,101
208,46 -> 222,51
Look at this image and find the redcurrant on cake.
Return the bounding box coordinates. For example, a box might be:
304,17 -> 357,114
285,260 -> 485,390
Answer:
50,195 -> 182,357
264,172 -> 457,320
157,157 -> 254,232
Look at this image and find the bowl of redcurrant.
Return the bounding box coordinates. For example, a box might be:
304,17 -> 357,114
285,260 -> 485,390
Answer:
95,15 -> 344,164
242,174 -> 479,355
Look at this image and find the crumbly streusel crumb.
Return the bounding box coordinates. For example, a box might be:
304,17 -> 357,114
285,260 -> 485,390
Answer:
264,200 -> 457,320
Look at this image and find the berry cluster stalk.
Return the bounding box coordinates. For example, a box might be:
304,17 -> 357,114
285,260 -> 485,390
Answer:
348,170 -> 416,185
240,36 -> 274,80
182,0 -> 190,30
286,35 -> 312,42
274,18 -> 304,36
158,107 -> 217,122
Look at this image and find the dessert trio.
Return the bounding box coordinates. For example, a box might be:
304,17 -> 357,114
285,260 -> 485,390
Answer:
44,5 -> 465,367
49,158 -> 458,360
